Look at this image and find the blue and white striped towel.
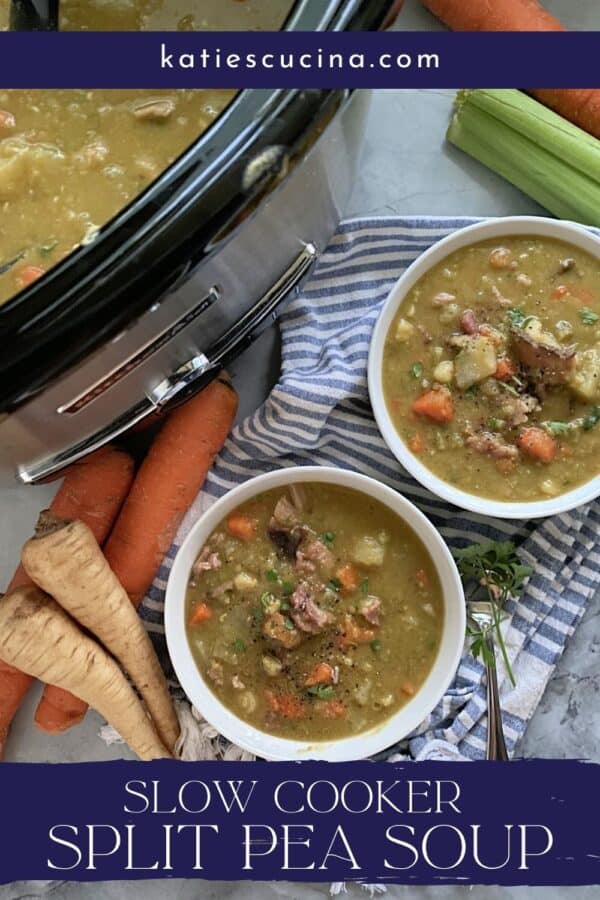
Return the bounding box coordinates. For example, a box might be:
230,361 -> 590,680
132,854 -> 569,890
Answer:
140,217 -> 600,762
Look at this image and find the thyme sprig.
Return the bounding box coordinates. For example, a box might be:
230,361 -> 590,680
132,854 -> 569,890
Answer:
454,540 -> 532,687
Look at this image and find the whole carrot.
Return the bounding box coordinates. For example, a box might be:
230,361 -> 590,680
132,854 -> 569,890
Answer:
420,0 -> 565,32
104,372 -> 238,607
0,446 -> 134,753
420,1 -> 600,140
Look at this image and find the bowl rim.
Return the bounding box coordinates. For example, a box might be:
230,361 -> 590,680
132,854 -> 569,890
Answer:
165,465 -> 466,761
368,215 -> 600,520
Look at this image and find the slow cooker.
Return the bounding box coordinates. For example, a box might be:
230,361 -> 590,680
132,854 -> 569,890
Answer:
0,0 -> 401,485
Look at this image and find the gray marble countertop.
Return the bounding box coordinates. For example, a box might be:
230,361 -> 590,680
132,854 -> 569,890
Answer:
1,0 -> 599,897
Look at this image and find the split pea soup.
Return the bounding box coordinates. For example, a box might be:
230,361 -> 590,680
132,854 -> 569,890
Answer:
382,236 -> 600,503
185,482 -> 443,741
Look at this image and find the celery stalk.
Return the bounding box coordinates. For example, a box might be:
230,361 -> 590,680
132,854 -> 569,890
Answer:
447,89 -> 600,227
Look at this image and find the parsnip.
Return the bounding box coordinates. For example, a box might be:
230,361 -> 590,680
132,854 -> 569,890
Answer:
0,587 -> 170,761
22,513 -> 179,753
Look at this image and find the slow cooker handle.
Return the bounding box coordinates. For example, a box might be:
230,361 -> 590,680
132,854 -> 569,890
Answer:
18,242 -> 318,486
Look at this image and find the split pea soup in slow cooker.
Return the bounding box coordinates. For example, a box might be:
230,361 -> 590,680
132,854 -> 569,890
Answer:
382,237 -> 600,503
0,89 -> 234,306
0,0 -> 293,305
185,483 -> 443,740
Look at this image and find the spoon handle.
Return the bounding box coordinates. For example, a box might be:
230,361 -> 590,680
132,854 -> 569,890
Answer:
10,0 -> 59,30
484,633 -> 510,761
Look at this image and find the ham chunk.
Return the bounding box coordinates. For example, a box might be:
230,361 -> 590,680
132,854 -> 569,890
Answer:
460,309 -> 480,335
268,495 -> 304,558
466,431 -> 519,461
296,536 -> 334,575
500,393 -> 539,428
511,325 -> 576,386
289,583 -> 333,635
272,495 -> 301,528
192,545 -> 221,578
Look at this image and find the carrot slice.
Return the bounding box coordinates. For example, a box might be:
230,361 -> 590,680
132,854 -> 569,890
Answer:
494,357 -> 516,381
335,563 -> 360,595
517,427 -> 557,464
265,691 -> 305,719
305,662 -> 336,687
412,388 -> 454,423
189,602 -> 213,625
337,615 -> 376,650
14,265 -> 46,290
226,512 -> 257,542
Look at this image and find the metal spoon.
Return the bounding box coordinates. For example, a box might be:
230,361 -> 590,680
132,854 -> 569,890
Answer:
468,599 -> 510,761
9,0 -> 59,30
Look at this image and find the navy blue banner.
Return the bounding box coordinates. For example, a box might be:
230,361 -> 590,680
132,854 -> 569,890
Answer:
0,759 -> 598,885
0,32 -> 598,88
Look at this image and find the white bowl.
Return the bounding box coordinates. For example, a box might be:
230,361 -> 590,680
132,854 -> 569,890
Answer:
368,216 -> 600,520
165,466 -> 465,761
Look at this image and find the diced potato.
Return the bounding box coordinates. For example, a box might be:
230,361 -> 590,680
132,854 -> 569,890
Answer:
394,317 -> 415,342
432,360 -> 454,384
569,346 -> 600,402
351,535 -> 385,568
262,655 -> 283,677
454,337 -> 498,390
234,572 -> 258,592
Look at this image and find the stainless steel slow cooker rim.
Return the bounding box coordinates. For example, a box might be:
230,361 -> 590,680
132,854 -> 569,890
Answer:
2,84 -> 374,483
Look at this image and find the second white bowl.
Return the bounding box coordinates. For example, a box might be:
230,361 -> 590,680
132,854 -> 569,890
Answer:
165,465 -> 465,761
368,216 -> 600,519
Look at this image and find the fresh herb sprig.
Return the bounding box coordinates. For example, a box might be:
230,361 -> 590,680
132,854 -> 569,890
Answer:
307,684 -> 334,699
453,540 -> 532,686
